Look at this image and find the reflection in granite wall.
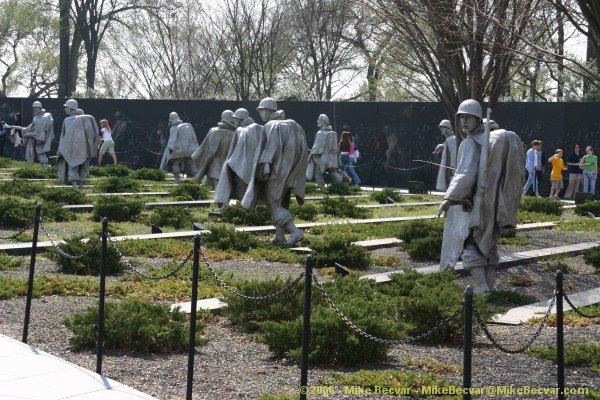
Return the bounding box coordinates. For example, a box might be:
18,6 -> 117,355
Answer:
1,98 -> 598,194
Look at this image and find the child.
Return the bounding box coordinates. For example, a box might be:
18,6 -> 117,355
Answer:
548,149 -> 567,199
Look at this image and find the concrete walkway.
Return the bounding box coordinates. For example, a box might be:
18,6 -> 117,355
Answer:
0,334 -> 157,399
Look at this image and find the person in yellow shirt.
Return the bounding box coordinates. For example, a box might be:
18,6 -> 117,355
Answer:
548,149 -> 567,199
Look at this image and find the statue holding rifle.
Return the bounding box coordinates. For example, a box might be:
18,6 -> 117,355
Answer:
437,99 -> 525,292
10,101 -> 53,169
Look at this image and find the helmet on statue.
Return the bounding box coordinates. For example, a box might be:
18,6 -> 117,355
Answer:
456,99 -> 482,120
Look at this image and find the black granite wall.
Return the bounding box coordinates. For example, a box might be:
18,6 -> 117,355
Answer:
1,98 -> 598,194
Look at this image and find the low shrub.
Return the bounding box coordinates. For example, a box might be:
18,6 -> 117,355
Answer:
305,235 -> 371,269
63,299 -> 208,352
321,369 -> 460,397
574,200 -> 600,217
378,269 -> 484,343
485,290 -> 534,306
201,223 -> 260,251
89,164 -> 131,177
92,195 -> 145,222
0,197 -> 34,227
225,271 -> 482,366
320,196 -> 372,219
94,177 -> 140,193
12,165 -> 53,179
148,207 -> 195,229
395,219 -> 444,260
370,188 -> 404,204
222,276 -> 305,331
519,196 -> 563,216
0,252 -> 22,270
527,342 -> 600,368
583,247 -> 600,272
221,204 -> 272,226
46,235 -> 125,275
304,182 -> 322,195
289,202 -> 319,222
325,181 -> 360,195
131,168 -> 166,181
0,178 -> 44,198
38,201 -> 77,222
39,187 -> 87,205
169,183 -> 211,200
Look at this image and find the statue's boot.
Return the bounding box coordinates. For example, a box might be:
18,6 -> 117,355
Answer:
174,173 -> 181,184
283,221 -> 304,247
78,181 -> 84,190
41,163 -> 49,170
470,267 -> 490,293
485,266 -> 496,291
271,227 -> 286,246
71,181 -> 79,189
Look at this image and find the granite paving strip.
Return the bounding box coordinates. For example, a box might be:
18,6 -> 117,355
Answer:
361,241 -> 600,284
492,287 -> 600,325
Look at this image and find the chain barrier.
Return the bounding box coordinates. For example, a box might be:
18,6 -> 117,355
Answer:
375,159 -> 429,171
312,273 -> 463,345
0,223 -> 32,239
199,246 -> 305,301
108,234 -> 193,280
352,158 -> 374,168
563,292 -> 600,318
473,291 -> 557,354
39,218 -> 102,259
114,144 -> 141,155
141,145 -> 165,156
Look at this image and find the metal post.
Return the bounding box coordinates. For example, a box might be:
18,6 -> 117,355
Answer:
556,271 -> 565,400
22,204 -> 41,343
186,234 -> 201,400
462,285 -> 473,400
299,256 -> 313,400
96,218 -> 108,375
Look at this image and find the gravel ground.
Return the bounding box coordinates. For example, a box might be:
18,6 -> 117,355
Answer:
1,228 -> 599,399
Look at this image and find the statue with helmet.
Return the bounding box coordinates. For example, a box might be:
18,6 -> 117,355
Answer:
437,99 -> 525,292
433,119 -> 457,191
159,112 -> 199,184
191,110 -> 237,188
306,114 -> 341,185
10,100 -> 54,169
241,97 -> 308,247
214,108 -> 263,206
56,99 -> 101,189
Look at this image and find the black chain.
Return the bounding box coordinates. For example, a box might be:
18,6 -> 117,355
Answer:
473,291 -> 557,354
312,273 -> 464,345
40,219 -> 101,260
0,223 -> 32,239
376,159 -> 429,171
199,246 -> 305,301
563,293 -> 600,318
107,234 -> 193,280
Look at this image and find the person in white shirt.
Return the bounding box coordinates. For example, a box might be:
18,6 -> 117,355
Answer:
98,119 -> 117,165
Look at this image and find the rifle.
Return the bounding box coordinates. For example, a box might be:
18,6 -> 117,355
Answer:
479,108 -> 492,192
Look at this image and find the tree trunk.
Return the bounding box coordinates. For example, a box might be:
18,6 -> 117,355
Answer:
58,0 -> 70,98
68,30 -> 82,96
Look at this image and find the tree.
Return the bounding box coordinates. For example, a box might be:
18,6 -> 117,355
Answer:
547,0 -> 600,96
0,0 -> 41,97
69,0 -> 164,92
211,0 -> 293,100
104,1 -> 228,99
368,0 -> 542,125
285,0 -> 360,101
